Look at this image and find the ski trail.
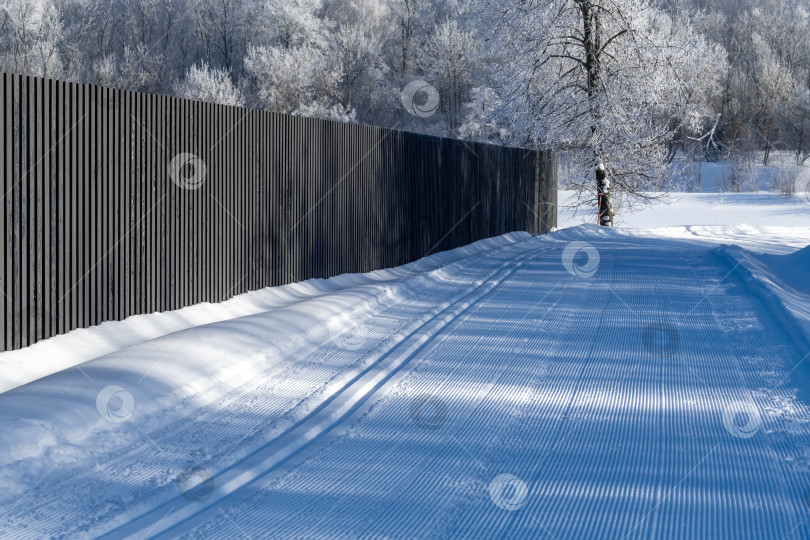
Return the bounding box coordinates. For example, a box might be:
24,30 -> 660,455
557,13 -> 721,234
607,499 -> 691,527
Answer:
0,233 -> 532,395
168,234 -> 810,540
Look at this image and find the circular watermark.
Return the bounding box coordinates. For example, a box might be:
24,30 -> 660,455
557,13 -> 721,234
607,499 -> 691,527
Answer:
561,241 -> 600,279
401,80 -> 440,118
722,400 -> 762,438
169,153 -> 207,190
90,86 -> 123,112
488,473 -> 529,511
175,466 -> 215,503
328,321 -> 371,351
642,322 -> 680,357
409,393 -> 448,430
95,385 -> 135,423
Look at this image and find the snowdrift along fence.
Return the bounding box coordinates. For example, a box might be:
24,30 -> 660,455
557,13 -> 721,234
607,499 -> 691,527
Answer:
0,72 -> 557,352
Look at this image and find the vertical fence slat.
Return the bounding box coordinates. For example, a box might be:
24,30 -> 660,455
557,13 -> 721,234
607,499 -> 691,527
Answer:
20,75 -> 31,347
0,74 -> 6,350
34,76 -> 44,343
90,83 -> 99,329
44,78 -> 54,339
11,75 -> 20,349
20,75 -> 30,347
122,89 -> 131,320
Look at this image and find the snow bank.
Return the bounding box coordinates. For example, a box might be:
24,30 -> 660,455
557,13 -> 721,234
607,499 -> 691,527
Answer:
723,244 -> 810,353
760,245 -> 810,293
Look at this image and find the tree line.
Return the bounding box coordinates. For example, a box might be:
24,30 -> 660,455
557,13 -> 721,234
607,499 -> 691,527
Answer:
2,0 -> 808,212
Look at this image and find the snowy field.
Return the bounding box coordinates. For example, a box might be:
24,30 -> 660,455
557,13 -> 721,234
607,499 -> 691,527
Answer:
559,190 -> 810,253
0,191 -> 809,539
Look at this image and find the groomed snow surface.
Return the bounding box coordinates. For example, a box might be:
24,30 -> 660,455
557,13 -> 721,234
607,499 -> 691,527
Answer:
1,192 -> 809,539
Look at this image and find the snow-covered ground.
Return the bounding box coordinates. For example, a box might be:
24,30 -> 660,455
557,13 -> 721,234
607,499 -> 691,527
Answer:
0,192 -> 808,539
559,190 -> 810,253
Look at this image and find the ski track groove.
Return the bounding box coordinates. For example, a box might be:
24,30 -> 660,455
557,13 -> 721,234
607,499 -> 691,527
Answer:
96,237 -> 551,539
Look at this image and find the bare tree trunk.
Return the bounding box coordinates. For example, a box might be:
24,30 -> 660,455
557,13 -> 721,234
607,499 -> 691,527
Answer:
596,163 -> 613,226
400,0 -> 416,76
577,1 -> 615,225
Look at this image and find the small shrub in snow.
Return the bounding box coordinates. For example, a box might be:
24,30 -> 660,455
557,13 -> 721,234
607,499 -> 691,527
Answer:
773,166 -> 798,199
293,101 -> 357,123
174,63 -> 244,107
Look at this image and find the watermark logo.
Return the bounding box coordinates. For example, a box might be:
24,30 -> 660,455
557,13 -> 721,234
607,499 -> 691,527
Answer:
722,400 -> 762,438
90,87 -> 123,112
562,241 -> 600,279
409,393 -> 448,430
401,80 -> 440,118
329,321 -> 371,351
643,322 -> 680,358
169,153 -> 207,190
175,466 -> 215,503
488,473 -> 529,511
96,385 -> 135,423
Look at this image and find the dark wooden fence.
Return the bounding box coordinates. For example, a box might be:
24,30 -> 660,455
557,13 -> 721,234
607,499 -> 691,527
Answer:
0,72 -> 556,352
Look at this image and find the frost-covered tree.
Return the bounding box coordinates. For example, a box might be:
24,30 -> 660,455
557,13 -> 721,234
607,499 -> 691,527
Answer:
690,0 -> 810,166
1,0 -> 67,78
252,0 -> 329,49
751,33 -> 796,165
119,43 -> 165,93
392,0 -> 427,76
173,62 -> 244,106
419,20 -> 477,131
459,86 -> 506,141
480,0 -> 725,222
786,86 -> 810,165
240,0 -> 338,113
331,24 -> 385,111
194,0 -> 252,75
293,100 -> 357,122
242,44 -> 338,113
91,53 -> 117,87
